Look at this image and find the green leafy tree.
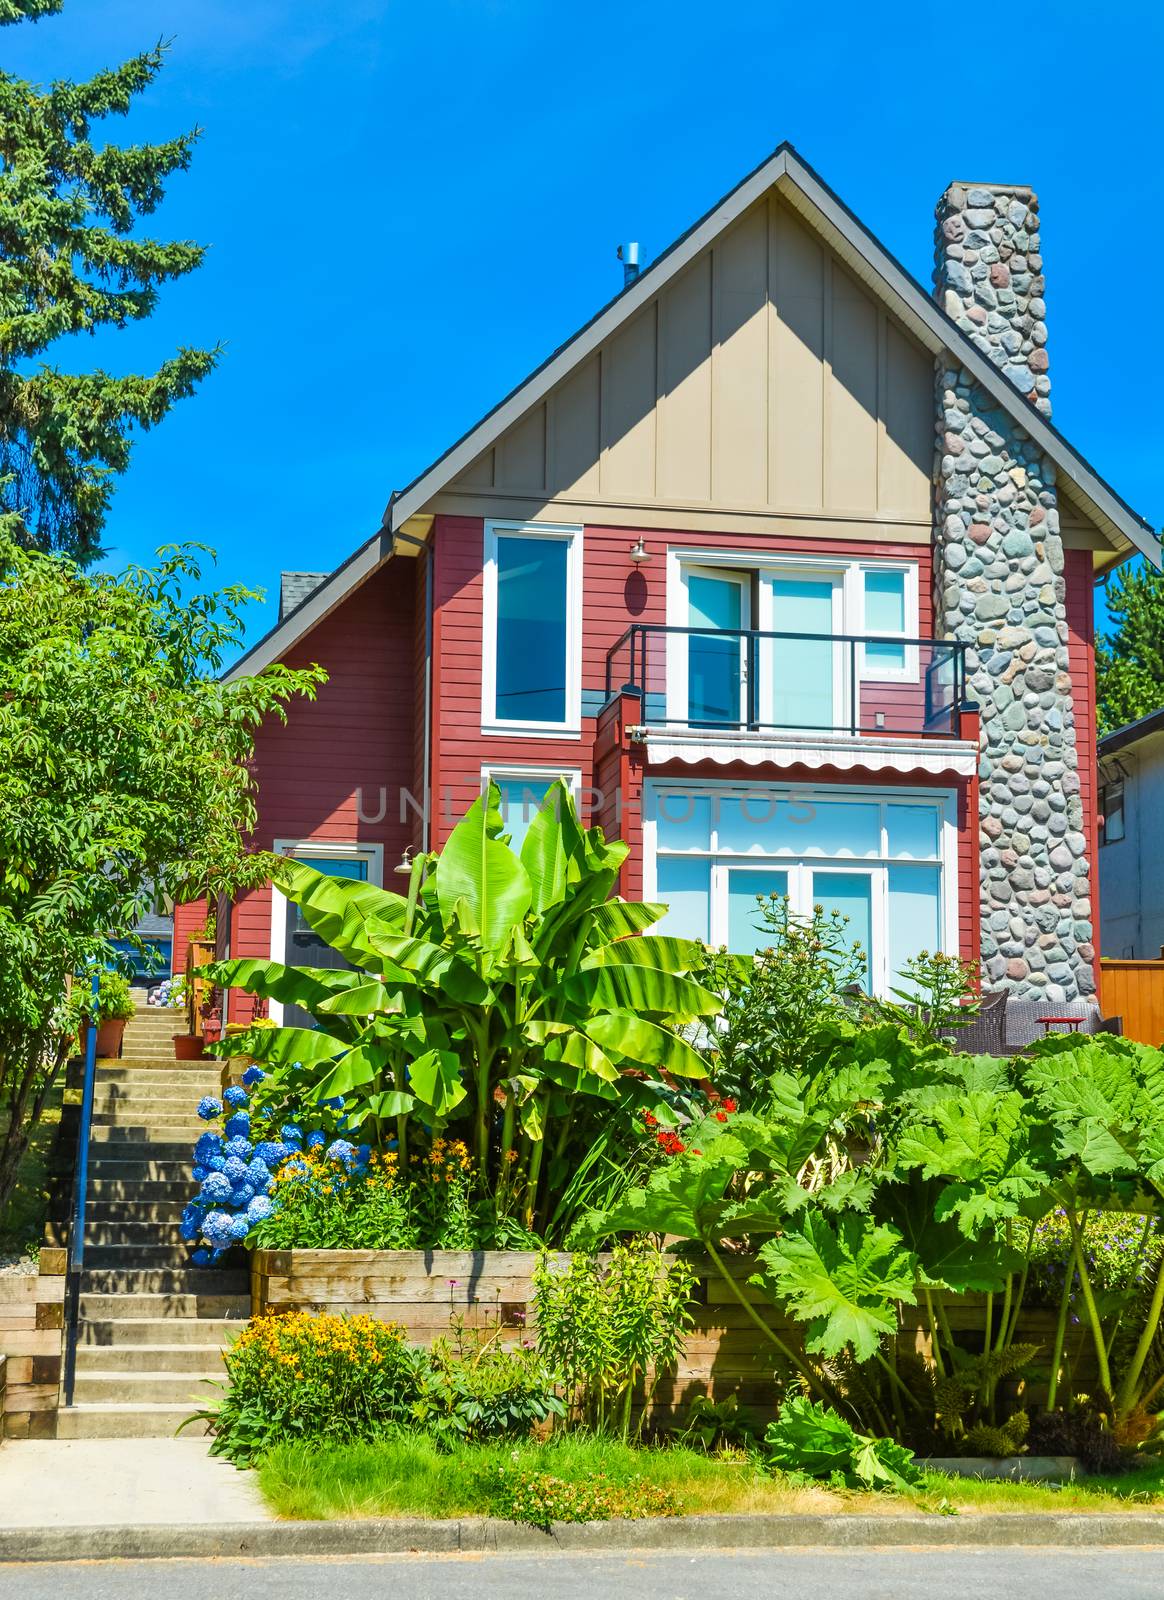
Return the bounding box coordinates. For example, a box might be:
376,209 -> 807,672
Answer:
0,540 -> 323,1216
0,2 -> 217,561
1096,561 -> 1164,734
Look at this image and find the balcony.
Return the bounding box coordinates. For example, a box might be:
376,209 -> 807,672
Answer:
603,625 -> 976,777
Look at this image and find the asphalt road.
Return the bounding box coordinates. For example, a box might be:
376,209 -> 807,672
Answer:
4,1549 -> 1164,1599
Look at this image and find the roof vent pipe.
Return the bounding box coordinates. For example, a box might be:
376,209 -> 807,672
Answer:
616,242 -> 640,287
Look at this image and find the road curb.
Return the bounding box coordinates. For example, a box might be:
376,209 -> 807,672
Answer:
3,1511 -> 1164,1562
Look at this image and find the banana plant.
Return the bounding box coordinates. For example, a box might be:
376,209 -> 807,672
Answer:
212,780 -> 722,1228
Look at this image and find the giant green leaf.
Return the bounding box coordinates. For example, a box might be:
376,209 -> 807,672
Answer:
226,1025 -> 347,1066
894,1089 -> 1051,1237
408,1048 -> 467,1118
756,1213 -> 918,1363
557,964 -> 721,1020
586,1013 -> 709,1078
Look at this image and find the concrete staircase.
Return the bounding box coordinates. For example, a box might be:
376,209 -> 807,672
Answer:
57,996 -> 249,1439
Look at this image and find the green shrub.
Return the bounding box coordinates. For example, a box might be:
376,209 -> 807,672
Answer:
532,1242 -> 694,1438
764,1397 -> 924,1492
411,1318 -> 564,1444
194,1312 -> 426,1466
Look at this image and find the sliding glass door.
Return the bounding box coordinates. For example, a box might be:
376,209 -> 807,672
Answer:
686,571 -> 749,728
763,575 -> 842,732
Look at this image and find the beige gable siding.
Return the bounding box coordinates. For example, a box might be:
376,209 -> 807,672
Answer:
450,195 -> 934,524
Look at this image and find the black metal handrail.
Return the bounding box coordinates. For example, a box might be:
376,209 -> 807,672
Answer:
604,623 -> 968,739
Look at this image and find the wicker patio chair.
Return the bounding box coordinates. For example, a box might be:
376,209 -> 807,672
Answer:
937,988 -> 1009,1054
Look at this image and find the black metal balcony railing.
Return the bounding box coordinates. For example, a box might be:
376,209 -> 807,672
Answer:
604,625 -> 969,740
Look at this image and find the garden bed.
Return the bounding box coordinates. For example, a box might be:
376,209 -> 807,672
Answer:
250,1247 -> 1081,1428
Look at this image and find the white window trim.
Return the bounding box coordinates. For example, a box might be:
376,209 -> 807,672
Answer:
267,838 -> 385,1025
482,520 -> 583,739
664,550 -> 921,730
641,778 -> 957,997
480,764 -> 584,834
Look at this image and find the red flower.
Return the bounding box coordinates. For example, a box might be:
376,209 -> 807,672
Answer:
714,1110 -> 727,1123
655,1130 -> 686,1157
722,1098 -> 737,1114
641,1110 -> 658,1127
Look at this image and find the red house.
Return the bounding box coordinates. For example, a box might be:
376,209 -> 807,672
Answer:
183,145 -> 1158,1016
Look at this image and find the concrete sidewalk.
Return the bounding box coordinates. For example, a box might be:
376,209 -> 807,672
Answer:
0,1439 -> 270,1528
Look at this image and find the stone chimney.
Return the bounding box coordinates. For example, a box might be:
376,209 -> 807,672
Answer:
931,182 -> 1093,1002
935,183 -> 1050,417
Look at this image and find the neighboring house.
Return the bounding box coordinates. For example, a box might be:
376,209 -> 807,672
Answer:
1097,709 -> 1164,959
179,144 -> 1159,1011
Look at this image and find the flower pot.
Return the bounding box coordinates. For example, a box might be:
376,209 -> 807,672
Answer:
78,1017 -> 128,1060
173,1033 -> 208,1061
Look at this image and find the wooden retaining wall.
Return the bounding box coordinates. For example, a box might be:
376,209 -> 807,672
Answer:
0,1250 -> 65,1439
251,1249 -> 1072,1426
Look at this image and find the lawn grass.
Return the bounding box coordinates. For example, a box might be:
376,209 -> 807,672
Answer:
256,1433 -> 1164,1523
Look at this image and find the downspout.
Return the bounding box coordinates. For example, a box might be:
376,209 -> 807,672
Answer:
386,507 -> 434,853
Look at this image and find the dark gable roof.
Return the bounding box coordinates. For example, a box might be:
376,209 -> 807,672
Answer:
1098,706 -> 1164,759
227,142 -> 1160,682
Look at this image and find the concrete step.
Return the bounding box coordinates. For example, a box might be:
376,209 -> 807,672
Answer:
56,1403 -> 211,1440
75,1343 -> 229,1374
85,1200 -> 188,1225
80,1266 -> 248,1294
88,1133 -> 196,1156
85,1244 -> 197,1270
90,1119 -> 206,1137
71,1370 -> 220,1405
87,1170 -> 192,1192
83,1220 -> 187,1245
95,1070 -> 220,1087
92,1098 -> 206,1116
78,1292 -> 249,1321
79,1316 -> 244,1347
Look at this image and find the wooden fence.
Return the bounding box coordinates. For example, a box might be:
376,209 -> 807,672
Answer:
1100,957 -> 1164,1047
252,1248 -> 1080,1427
0,1249 -> 66,1439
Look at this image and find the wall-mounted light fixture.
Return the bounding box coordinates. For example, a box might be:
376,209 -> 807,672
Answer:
393,847 -> 414,876
629,536 -> 651,565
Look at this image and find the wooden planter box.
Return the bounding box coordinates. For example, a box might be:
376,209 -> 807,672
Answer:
0,1249 -> 66,1440
250,1247 -> 1084,1428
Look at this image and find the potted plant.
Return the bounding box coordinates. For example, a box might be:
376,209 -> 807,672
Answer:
77,971 -> 135,1059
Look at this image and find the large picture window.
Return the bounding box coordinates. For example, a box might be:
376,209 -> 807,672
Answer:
644,781 -> 954,996
483,522 -> 582,735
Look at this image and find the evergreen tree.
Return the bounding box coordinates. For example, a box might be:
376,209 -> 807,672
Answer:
1096,560 -> 1164,735
0,2 -> 217,562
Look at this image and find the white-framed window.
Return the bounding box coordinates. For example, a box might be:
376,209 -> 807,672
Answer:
1099,778 -> 1125,846
664,550 -> 919,732
482,520 -> 583,737
480,765 -> 583,853
268,839 -> 385,1025
642,779 -> 956,997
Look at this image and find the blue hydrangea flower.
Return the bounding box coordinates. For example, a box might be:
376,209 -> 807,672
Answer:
246,1159 -> 271,1193
246,1194 -> 274,1223
253,1140 -> 288,1169
199,1172 -> 233,1203
179,1215 -> 201,1242
191,1248 -> 212,1267
241,1066 -> 265,1087
306,1130 -> 327,1150
224,1112 -> 251,1140
197,1097 -> 223,1122
223,1155 -> 249,1184
204,1154 -> 227,1173
322,1095 -> 345,1110
191,1165 -> 207,1183
224,1136 -> 253,1161
280,1124 -> 304,1148
230,1184 -> 255,1208
223,1085 -> 249,1109
355,1144 -> 372,1167
326,1139 -> 356,1167
228,1214 -> 252,1243
194,1129 -> 223,1160
201,1210 -> 235,1248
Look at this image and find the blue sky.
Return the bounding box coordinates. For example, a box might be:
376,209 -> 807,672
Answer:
7,0 -> 1161,653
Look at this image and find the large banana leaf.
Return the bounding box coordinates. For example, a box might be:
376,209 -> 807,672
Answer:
277,860 -> 408,964
586,1013 -> 709,1078
227,1024 -> 348,1066
409,1048 -> 468,1118
557,964 -> 722,1020
519,777 -> 584,914
367,930 -> 491,1003
209,958 -> 365,1016
580,935 -> 707,973
433,787 -> 532,948
587,901 -> 667,941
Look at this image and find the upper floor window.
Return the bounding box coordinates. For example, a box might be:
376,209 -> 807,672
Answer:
483,521 -> 582,735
